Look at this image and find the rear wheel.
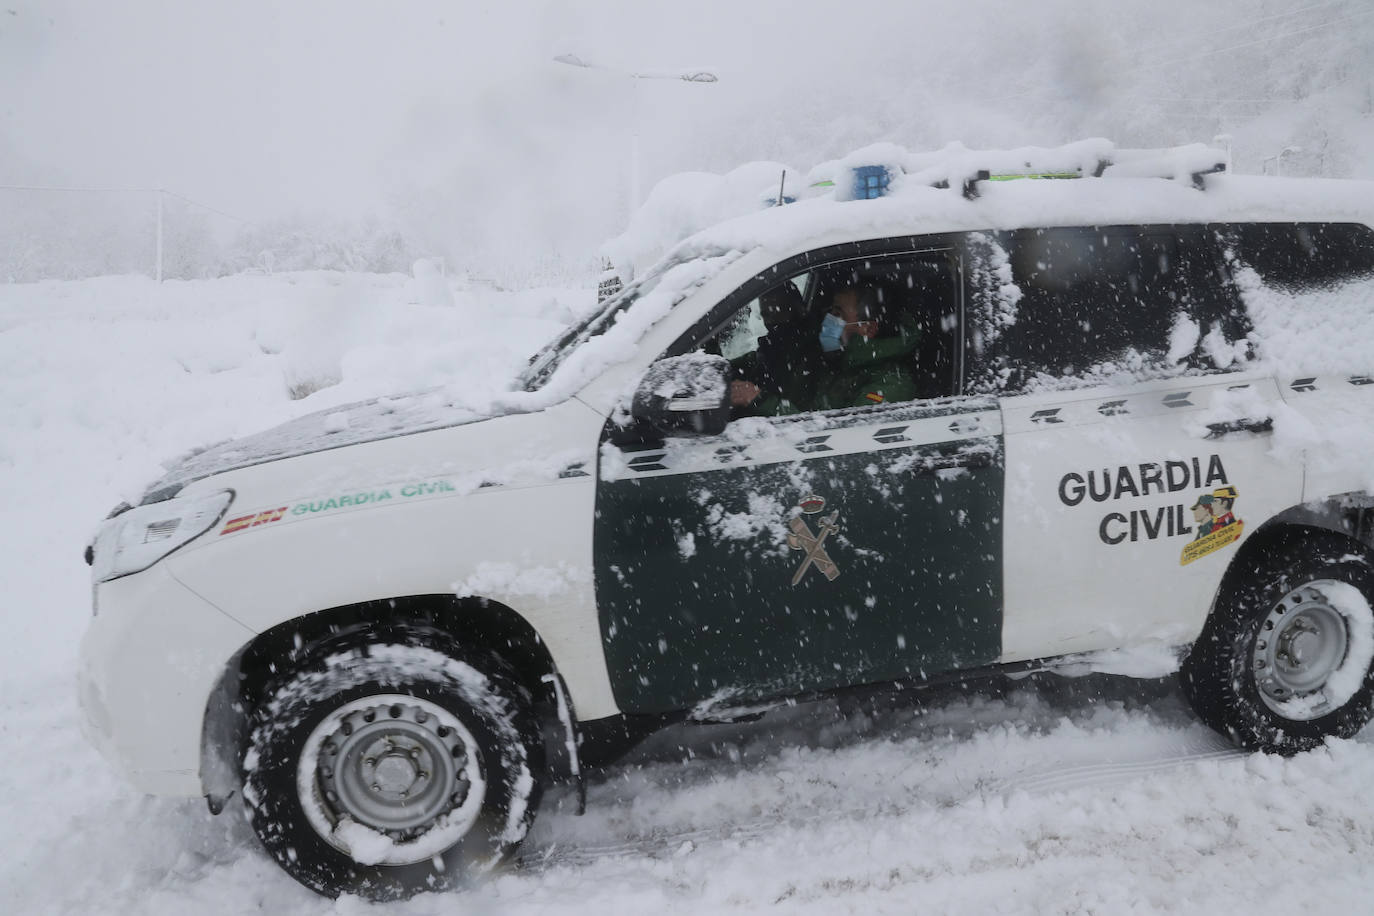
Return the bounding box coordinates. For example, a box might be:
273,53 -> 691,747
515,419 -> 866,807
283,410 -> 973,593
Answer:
242,641 -> 542,899
1182,535 -> 1374,753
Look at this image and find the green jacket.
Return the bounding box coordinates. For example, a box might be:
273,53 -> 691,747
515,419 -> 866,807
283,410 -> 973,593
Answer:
810,318 -> 920,411
729,327 -> 826,418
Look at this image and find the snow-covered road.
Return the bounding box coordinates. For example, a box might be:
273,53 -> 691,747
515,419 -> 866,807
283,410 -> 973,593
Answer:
5,273 -> 1374,914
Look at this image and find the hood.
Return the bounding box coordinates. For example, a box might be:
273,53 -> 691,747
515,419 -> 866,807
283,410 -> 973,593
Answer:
140,390 -> 500,504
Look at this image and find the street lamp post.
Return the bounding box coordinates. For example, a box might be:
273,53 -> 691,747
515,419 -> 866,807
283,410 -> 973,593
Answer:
1212,134 -> 1233,174
553,53 -> 718,213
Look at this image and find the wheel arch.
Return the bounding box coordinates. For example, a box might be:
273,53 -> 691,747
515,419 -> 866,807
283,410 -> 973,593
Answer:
1197,495 -> 1374,641
1260,494 -> 1374,544
200,593 -> 565,804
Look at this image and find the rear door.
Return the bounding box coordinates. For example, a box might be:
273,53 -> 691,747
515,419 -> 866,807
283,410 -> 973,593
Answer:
593,243 -> 1006,714
967,226 -> 1303,661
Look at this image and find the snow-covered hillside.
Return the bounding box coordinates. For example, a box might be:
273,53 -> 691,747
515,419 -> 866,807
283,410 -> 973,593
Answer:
4,271 -> 1374,914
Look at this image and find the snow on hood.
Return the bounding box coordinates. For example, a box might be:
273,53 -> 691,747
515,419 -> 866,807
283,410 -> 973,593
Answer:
140,389 -> 488,503
141,245 -> 747,504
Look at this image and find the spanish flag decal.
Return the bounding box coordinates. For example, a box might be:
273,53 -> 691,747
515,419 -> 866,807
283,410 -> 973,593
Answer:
221,507 -> 287,536
865,392 -> 884,403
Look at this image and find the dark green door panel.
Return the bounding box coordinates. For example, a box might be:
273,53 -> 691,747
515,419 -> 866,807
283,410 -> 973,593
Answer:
594,404 -> 1004,714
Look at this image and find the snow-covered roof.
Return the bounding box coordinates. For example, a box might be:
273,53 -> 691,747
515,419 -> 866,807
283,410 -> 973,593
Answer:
602,139 -> 1374,287
676,173 -> 1374,260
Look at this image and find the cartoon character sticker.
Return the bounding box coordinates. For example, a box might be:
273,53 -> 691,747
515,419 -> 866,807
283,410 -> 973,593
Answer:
1181,485 -> 1244,565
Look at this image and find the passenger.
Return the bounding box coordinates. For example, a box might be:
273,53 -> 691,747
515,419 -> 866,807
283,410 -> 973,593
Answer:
810,286 -> 920,410
729,283 -> 825,416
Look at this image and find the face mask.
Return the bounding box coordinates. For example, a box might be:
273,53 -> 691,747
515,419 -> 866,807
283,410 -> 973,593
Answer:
819,313 -> 846,352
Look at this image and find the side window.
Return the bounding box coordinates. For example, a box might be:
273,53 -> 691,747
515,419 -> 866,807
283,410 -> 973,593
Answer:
1225,223 -> 1374,290
715,273 -> 812,362
715,300 -> 768,361
1222,222 -> 1374,372
970,226 -> 1238,393
688,247 -> 962,417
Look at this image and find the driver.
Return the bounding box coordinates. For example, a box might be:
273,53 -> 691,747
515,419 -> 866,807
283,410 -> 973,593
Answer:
810,285 -> 919,410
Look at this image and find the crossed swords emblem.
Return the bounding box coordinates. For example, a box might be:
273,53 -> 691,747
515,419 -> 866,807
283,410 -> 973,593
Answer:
786,509 -> 841,586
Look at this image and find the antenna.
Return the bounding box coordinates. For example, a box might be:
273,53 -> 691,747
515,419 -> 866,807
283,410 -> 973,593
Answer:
776,169 -> 787,207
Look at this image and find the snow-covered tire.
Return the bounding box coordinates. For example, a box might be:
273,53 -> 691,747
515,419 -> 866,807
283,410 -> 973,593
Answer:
1181,534 -> 1374,754
241,640 -> 542,900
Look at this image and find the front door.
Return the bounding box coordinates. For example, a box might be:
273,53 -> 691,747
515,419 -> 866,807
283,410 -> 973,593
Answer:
593,244 -> 1005,714
595,402 -> 1004,714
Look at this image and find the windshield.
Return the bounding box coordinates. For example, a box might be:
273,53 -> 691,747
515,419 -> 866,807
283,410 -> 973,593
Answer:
521,244 -> 745,392
521,288 -> 640,391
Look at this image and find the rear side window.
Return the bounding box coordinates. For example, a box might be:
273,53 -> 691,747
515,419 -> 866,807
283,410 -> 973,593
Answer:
1225,222 -> 1374,375
969,226 -> 1239,393
1225,223 -> 1374,290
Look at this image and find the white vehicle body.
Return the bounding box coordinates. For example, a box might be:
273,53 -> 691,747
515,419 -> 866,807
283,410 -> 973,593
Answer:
81,150 -> 1374,804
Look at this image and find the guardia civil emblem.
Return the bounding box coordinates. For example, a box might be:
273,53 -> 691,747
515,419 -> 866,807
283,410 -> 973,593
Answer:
787,494 -> 841,585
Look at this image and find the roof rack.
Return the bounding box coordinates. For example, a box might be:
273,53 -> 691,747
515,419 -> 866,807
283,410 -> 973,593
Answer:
940,142 -> 1228,199
812,140 -> 1226,202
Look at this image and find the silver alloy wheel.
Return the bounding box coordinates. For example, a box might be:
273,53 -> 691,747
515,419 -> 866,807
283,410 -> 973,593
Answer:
1252,579 -> 1351,719
297,694 -> 486,866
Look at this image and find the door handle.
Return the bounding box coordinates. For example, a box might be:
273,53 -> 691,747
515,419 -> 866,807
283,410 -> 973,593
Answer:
1204,417 -> 1273,438
905,449 -> 997,475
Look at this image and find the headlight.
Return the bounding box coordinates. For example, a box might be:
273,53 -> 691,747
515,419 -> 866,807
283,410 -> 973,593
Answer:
90,490 -> 234,584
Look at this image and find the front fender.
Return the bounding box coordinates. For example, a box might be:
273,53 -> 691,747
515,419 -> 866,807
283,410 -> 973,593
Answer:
166,474 -> 619,723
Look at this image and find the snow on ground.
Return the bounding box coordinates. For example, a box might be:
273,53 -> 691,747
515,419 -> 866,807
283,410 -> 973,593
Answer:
4,270 -> 1374,914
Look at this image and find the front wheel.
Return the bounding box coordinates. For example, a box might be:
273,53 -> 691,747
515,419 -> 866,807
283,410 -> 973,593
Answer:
1182,535 -> 1374,753
242,641 -> 543,899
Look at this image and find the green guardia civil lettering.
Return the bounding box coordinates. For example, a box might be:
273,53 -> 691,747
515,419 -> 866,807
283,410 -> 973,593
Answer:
400,480 -> 456,498
291,478 -> 456,516
292,489 -> 395,515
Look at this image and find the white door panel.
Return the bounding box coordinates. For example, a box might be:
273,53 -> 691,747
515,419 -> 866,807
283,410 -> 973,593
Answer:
1274,373 -> 1374,502
1001,371 -> 1302,662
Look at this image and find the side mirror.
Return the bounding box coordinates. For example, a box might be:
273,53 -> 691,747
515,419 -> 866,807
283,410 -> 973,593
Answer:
630,353 -> 731,437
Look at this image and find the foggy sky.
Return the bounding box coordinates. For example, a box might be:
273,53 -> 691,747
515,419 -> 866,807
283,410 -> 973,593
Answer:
4,1 -> 1370,276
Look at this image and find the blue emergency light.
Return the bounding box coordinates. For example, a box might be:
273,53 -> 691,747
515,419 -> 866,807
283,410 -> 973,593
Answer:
852,165 -> 890,199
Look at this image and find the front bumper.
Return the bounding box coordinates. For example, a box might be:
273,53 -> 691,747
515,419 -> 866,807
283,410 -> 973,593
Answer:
78,562 -> 254,796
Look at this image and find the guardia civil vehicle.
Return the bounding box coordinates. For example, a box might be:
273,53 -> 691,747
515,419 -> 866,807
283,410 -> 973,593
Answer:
80,140 -> 1374,899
